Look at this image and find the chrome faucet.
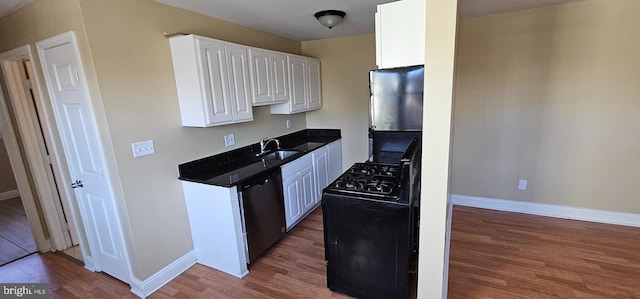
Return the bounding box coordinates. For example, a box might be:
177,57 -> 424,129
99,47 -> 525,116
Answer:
259,137 -> 280,154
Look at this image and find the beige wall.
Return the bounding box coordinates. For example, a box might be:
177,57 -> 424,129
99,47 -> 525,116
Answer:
0,0 -> 452,289
76,0 -> 309,279
0,0 -> 310,280
452,0 -> 640,213
0,0 -> 92,252
303,34 -> 376,169
0,139 -> 18,193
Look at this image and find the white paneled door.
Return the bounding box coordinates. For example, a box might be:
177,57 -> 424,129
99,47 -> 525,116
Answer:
37,32 -> 130,284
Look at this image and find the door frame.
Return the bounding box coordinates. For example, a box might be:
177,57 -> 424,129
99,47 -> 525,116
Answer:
0,45 -> 76,251
0,64 -> 49,251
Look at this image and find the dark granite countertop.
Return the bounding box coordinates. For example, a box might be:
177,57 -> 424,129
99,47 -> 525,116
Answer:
178,129 -> 341,187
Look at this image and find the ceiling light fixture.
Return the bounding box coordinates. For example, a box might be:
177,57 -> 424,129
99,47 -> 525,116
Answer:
314,10 -> 346,29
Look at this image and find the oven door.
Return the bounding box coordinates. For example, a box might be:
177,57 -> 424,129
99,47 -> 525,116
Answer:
322,193 -> 412,299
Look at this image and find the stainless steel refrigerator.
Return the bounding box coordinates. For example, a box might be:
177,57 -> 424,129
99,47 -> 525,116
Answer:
369,64 -> 424,164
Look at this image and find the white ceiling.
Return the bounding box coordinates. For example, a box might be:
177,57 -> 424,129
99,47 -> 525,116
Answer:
0,0 -> 31,17
1,0 -> 584,41
154,0 -> 584,41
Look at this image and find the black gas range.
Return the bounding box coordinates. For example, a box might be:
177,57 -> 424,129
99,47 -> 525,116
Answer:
327,162 -> 403,202
321,138 -> 420,299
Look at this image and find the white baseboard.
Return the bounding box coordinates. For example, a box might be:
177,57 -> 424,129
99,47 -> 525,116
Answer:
129,250 -> 197,298
451,194 -> 640,228
0,189 -> 19,201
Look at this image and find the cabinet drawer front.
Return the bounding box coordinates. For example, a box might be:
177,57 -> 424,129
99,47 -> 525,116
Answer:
281,153 -> 313,178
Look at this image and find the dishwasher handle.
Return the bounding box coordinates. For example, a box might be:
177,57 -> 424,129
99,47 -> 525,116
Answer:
241,169 -> 281,190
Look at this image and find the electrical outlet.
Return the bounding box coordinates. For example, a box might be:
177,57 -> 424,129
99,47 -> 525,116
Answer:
224,133 -> 235,147
132,140 -> 155,158
286,119 -> 291,128
518,179 -> 527,190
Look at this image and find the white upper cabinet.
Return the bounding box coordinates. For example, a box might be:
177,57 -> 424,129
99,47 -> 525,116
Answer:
271,53 -> 290,103
270,55 -> 322,115
375,0 -> 426,68
248,48 -> 289,106
170,34 -> 322,122
306,58 -> 322,110
287,55 -> 308,112
225,44 -> 253,123
169,34 -> 253,127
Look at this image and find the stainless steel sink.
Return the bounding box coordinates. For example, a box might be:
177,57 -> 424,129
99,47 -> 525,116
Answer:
261,150 -> 299,160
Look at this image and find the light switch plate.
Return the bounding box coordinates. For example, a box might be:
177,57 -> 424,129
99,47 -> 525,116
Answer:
224,133 -> 235,147
132,140 -> 155,157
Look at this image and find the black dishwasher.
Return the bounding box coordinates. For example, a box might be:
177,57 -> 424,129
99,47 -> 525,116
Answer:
240,169 -> 286,263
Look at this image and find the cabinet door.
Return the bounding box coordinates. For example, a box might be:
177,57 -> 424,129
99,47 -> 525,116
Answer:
313,147 -> 330,205
226,44 -> 254,122
271,52 -> 290,103
198,39 -> 233,125
375,0 -> 425,68
248,48 -> 273,105
306,58 -> 322,110
288,56 -> 308,113
300,164 -> 316,214
283,176 -> 302,230
327,140 -> 343,182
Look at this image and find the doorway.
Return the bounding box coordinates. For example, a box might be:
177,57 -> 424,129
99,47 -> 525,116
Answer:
0,139 -> 36,266
0,197 -> 37,266
0,46 -> 79,260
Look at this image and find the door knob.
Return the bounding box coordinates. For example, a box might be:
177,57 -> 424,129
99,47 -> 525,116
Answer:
71,180 -> 84,188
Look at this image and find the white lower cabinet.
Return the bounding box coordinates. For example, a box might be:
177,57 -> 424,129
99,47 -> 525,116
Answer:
281,154 -> 315,230
327,140 -> 343,181
181,140 -> 343,277
312,140 -> 343,205
312,146 -> 329,205
282,140 -> 342,230
181,181 -> 248,278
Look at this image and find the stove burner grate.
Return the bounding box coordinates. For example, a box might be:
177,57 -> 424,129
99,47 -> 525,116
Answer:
363,180 -> 394,194
349,163 -> 399,177
335,178 -> 369,191
331,163 -> 401,197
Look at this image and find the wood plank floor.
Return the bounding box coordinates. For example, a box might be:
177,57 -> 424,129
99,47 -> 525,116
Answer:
152,207 -> 350,299
448,206 -> 640,298
0,197 -> 37,266
1,205 -> 639,298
